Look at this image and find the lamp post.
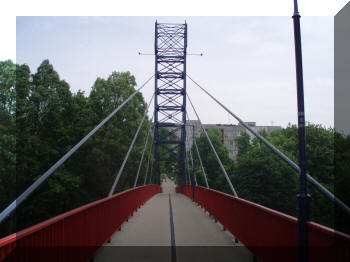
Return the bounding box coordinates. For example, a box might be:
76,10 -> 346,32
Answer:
292,1 -> 310,261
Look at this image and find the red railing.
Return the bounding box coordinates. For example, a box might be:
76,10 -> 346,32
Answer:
0,185 -> 161,262
177,185 -> 350,262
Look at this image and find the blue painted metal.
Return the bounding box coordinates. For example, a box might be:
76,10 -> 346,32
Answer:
158,140 -> 183,144
153,21 -> 188,185
292,1 -> 310,262
158,157 -> 184,161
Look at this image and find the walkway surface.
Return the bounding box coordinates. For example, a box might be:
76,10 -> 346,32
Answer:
94,177 -> 254,262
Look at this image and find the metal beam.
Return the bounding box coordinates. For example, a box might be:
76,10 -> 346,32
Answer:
153,22 -> 188,186
143,135 -> 154,185
157,140 -> 183,145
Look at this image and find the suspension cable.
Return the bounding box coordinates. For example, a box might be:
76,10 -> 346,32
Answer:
185,131 -> 193,185
108,94 -> 154,196
187,74 -> 350,216
194,136 -> 209,188
186,152 -> 192,185
0,74 -> 154,224
187,113 -> 209,188
186,123 -> 197,186
186,136 -> 193,169
144,134 -> 154,185
189,141 -> 198,186
134,116 -> 154,187
187,93 -> 238,197
188,139 -> 194,171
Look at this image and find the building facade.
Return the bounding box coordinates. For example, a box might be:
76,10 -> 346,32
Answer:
181,121 -> 281,160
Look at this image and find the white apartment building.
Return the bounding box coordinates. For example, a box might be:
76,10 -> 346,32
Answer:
181,120 -> 281,160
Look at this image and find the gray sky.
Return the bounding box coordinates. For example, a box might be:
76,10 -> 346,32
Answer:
16,16 -> 334,128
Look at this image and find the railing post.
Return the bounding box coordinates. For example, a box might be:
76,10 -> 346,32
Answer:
292,1 -> 310,262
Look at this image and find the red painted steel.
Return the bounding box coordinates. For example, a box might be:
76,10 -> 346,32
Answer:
177,185 -> 350,262
0,185 -> 161,262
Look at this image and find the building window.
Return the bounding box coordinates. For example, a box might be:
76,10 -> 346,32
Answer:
229,150 -> 234,155
227,131 -> 233,137
229,140 -> 234,146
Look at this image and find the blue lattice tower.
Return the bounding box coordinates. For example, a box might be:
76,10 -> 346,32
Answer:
152,22 -> 188,185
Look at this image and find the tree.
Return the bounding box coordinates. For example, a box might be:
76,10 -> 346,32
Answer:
235,131 -> 251,158
14,60 -> 88,231
83,71 -> 149,198
233,129 -> 298,216
0,59 -> 154,237
155,127 -> 179,184
0,60 -> 16,234
233,124 -> 344,231
0,60 -> 16,114
193,127 -> 234,193
334,132 -> 350,233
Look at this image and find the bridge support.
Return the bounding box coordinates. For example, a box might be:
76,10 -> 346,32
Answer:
153,22 -> 188,185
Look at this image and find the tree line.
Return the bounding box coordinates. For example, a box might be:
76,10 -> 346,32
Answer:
189,125 -> 350,234
1,59 -> 349,237
0,60 -> 154,237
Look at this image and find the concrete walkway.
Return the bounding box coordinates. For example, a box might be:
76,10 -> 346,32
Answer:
94,178 -> 253,262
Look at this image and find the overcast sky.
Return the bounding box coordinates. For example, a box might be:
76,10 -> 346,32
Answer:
16,16 -> 334,128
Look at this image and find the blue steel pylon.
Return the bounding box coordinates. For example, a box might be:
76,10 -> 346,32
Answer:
152,22 -> 188,185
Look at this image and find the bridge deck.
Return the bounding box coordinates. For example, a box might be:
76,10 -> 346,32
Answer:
94,178 -> 253,262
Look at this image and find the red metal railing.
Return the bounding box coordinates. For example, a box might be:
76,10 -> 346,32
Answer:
177,185 -> 350,262
0,185 -> 161,262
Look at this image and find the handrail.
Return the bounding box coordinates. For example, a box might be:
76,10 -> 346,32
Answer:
187,74 -> 350,217
0,185 -> 161,262
177,185 -> 350,262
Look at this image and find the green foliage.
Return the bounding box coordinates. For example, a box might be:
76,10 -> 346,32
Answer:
83,71 -> 149,196
234,129 -> 298,216
334,132 -> 350,233
190,123 -> 349,234
192,127 -> 234,193
14,60 -> 88,233
232,124 -> 349,233
0,60 -> 16,233
0,58 -> 348,237
0,60 -> 16,114
235,131 -> 251,157
0,60 -> 151,237
156,127 -> 179,184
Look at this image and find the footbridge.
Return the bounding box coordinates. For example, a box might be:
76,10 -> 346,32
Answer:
1,4 -> 350,262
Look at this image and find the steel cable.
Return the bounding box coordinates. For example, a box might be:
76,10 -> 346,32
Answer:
109,94 -> 154,196
187,74 -> 350,216
0,75 -> 154,224
187,113 -> 209,188
134,116 -> 154,187
187,93 -> 238,197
